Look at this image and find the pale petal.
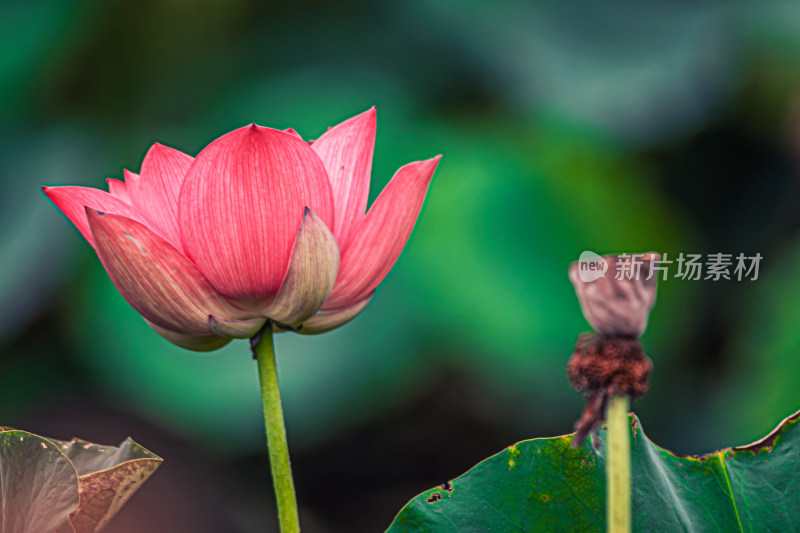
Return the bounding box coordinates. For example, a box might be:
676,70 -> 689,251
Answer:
263,208 -> 340,326
298,293 -> 373,335
208,315 -> 266,338
178,124 -> 334,308
311,107 -> 376,244
126,143 -> 193,249
43,186 -> 147,247
271,322 -> 299,333
568,252 -> 659,337
146,320 -> 231,351
87,209 -> 250,335
322,156 -> 440,310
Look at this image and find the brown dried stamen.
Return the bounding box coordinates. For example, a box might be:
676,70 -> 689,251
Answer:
566,333 -> 652,447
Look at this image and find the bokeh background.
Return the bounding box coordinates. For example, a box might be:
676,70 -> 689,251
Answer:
4,0 -> 800,531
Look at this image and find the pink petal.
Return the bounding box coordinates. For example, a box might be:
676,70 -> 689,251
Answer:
146,320 -> 232,351
283,128 -> 303,141
298,293 -> 373,335
322,156 -> 440,310
43,186 -> 148,247
311,107 -> 376,244
86,208 -> 250,335
106,178 -> 131,203
125,143 -> 194,249
178,124 -> 334,309
263,207 -> 340,326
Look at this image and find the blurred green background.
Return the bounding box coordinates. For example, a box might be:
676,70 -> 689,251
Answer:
3,0 -> 800,531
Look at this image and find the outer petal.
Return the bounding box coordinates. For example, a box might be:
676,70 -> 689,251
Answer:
178,124 -> 334,309
209,315 -> 266,338
125,143 -> 194,249
568,252 -> 659,337
311,107 -> 376,244
86,209 -> 251,335
43,186 -> 147,247
146,320 -> 231,351
263,208 -> 340,326
322,156 -> 440,310
297,293 -> 373,335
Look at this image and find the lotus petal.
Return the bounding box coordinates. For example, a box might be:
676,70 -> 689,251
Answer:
146,320 -> 232,351
124,143 -> 193,249
263,208 -> 340,326
298,293 -> 373,335
87,209 -> 250,336
323,156 -> 440,310
43,186 -> 146,247
209,315 -> 266,338
178,124 -> 334,309
311,107 -> 376,244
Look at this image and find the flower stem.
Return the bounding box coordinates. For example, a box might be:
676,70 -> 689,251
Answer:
253,326 -> 300,533
606,395 -> 631,533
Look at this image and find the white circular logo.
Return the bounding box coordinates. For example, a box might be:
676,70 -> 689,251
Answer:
577,251 -> 608,282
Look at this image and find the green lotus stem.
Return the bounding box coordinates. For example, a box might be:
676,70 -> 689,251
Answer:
606,395 -> 631,533
254,326 -> 300,533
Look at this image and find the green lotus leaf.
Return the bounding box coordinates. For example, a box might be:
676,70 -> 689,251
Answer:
387,409 -> 800,532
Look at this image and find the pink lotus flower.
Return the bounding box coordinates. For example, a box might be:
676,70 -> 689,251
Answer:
44,108 -> 440,351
